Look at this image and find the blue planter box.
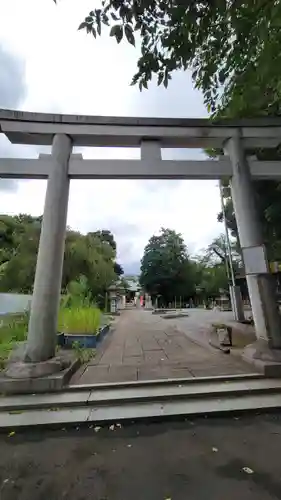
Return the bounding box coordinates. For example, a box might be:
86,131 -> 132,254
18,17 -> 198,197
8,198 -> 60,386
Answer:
57,333 -> 65,347
64,333 -> 98,349
57,324 -> 110,349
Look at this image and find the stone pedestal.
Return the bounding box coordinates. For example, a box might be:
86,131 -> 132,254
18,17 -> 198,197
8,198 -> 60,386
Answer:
243,339 -> 281,377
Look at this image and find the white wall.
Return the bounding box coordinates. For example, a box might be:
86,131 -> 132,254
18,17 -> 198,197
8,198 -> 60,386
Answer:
0,293 -> 32,315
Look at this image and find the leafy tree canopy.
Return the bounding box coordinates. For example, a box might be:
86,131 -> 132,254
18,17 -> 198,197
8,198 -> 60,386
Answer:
57,0 -> 281,115
88,229 -> 124,275
193,257 -> 229,299
139,227 -> 195,303
0,215 -> 121,303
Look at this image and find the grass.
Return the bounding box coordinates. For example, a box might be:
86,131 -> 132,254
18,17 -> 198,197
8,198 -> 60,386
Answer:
0,303 -> 103,370
0,313 -> 28,369
58,306 -> 101,335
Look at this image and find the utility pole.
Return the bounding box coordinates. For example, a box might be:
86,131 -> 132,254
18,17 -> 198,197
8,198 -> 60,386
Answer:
219,180 -> 245,321
219,181 -> 236,288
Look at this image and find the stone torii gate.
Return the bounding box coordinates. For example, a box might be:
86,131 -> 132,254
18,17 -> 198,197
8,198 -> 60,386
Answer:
1,109 -> 281,380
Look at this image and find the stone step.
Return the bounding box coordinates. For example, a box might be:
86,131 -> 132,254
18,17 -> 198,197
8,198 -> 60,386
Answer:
0,374 -> 281,427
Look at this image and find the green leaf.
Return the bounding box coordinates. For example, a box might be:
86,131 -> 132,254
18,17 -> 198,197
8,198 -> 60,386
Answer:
96,9 -> 101,35
110,25 -> 123,43
157,72 -> 164,86
111,12 -> 119,21
125,24 -> 135,46
78,22 -> 88,31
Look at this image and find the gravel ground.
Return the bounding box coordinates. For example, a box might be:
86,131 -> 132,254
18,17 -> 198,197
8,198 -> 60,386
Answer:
1,413 -> 281,500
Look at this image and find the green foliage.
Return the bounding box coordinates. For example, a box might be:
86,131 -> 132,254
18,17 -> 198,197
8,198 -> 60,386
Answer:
140,228 -> 195,304
0,215 -> 121,304
191,233 -> 241,299
71,342 -> 96,363
206,234 -> 241,269
217,179 -> 281,262
75,0 -> 281,113
193,259 -> 229,299
58,275 -> 101,334
62,275 -> 92,308
0,313 -> 29,369
140,230 -> 232,303
58,306 -> 101,334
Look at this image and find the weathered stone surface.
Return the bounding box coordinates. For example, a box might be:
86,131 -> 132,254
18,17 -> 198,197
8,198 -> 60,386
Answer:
7,341 -> 28,364
70,309 -> 255,385
5,358 -> 64,379
209,326 -> 231,354
0,358 -> 79,394
0,350 -> 80,394
243,339 -> 281,377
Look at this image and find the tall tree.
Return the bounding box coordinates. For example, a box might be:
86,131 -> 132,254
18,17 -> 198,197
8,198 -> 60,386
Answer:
89,230 -> 117,252
206,234 -> 240,266
140,228 -> 195,303
192,235 -> 239,301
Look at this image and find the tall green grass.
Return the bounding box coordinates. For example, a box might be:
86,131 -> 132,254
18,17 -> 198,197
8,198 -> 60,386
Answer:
0,313 -> 29,369
58,306 -> 101,334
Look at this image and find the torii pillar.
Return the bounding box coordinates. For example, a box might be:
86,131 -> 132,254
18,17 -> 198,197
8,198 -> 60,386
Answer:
6,134 -> 72,378
224,133 -> 281,373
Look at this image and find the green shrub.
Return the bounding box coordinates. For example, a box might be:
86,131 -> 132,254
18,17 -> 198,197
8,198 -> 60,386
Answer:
58,306 -> 101,334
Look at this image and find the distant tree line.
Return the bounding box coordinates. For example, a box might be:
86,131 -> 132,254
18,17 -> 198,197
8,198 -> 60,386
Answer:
0,214 -> 123,308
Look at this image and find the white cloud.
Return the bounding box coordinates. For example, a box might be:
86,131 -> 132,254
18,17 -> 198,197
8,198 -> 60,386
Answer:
0,0 -> 222,271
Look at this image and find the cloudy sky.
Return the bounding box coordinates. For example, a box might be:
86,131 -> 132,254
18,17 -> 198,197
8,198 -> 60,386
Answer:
0,0 -> 222,273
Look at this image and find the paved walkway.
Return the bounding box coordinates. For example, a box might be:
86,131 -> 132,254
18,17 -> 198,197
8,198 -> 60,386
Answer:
71,309 -> 256,385
172,308 -> 256,352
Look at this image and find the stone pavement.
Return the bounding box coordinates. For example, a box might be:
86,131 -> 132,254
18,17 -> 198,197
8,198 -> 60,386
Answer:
172,308 -> 256,351
70,309 -> 256,385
